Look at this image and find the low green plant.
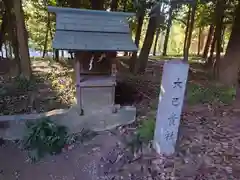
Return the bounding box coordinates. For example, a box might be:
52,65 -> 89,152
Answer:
187,83 -> 235,105
23,117 -> 68,161
14,76 -> 36,91
127,118 -> 156,154
137,118 -> 155,143
0,87 -> 7,96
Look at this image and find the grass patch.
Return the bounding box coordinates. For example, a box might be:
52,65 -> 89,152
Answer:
187,82 -> 236,105
150,55 -> 204,62
0,76 -> 37,97
23,118 -> 68,162
126,117 -> 156,154
137,118 -> 155,143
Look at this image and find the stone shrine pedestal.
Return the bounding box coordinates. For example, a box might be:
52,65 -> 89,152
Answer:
74,52 -> 118,115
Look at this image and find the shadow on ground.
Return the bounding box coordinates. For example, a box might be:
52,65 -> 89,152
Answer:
0,61 -> 73,115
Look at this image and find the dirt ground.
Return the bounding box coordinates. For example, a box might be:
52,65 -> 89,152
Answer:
0,60 -> 75,115
1,58 -> 240,179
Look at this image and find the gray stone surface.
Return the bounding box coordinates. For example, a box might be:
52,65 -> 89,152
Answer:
153,60 -> 189,155
0,105 -> 136,140
81,87 -> 113,114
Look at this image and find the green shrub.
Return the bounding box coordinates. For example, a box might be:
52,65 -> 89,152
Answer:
187,83 -> 235,105
0,87 -> 7,96
127,118 -> 156,154
23,118 -> 68,161
137,118 -> 155,143
14,76 -> 36,91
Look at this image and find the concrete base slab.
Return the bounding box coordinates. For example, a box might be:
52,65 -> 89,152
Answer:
0,105 -> 136,140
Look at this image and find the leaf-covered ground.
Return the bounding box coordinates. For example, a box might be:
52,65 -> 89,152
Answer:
0,60 -> 75,115
1,58 -> 240,179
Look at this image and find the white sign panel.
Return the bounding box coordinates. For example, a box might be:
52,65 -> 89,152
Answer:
153,60 -> 189,155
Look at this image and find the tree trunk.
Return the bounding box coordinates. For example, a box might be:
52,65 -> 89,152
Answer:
123,0 -> 127,11
221,25 -> 226,50
134,16 -> 157,73
162,6 -> 173,56
49,20 -> 53,40
70,51 -> 73,59
184,2 -> 197,62
183,6 -> 191,60
218,1 -> 240,86
213,0 -> 225,78
12,39 -> 21,74
203,24 -> 214,58
134,14 -> 144,49
4,0 -> 21,74
11,19 -> 21,74
4,43 -> 8,58
110,0 -> 118,11
206,27 -> 216,67
197,27 -> 202,56
13,0 -> 31,79
0,12 -> 7,49
54,49 -> 59,61
42,12 -> 50,58
130,13 -> 144,72
9,43 -> 13,58
91,0 -> 104,10
69,0 -> 82,8
153,28 -> 160,56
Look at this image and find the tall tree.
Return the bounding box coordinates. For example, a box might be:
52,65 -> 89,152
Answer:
207,27 -> 216,66
111,0 -> 118,11
153,27 -> 160,56
5,0 -> 22,74
122,0 -> 127,11
54,49 -> 59,61
67,0 -> 82,8
162,5 -> 173,56
213,0 -> 226,77
205,0 -> 225,69
219,1 -> 240,86
197,27 -> 202,55
0,11 -> 7,49
42,12 -> 50,58
184,1 -> 197,61
91,0 -> 104,10
130,10 -> 145,72
183,5 -> 191,60
13,0 -> 31,79
134,16 -> 157,73
202,24 -> 214,58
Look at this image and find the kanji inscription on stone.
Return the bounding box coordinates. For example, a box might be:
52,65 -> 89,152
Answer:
164,131 -> 174,141
171,97 -> 180,107
173,78 -> 183,89
153,60 -> 189,155
168,113 -> 178,126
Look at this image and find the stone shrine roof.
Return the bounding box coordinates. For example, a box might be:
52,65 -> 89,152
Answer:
48,6 -> 138,52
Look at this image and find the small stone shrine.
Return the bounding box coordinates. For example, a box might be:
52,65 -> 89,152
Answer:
48,6 -> 137,130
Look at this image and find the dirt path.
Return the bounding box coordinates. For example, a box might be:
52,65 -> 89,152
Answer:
0,132 -> 135,180
1,104 -> 240,180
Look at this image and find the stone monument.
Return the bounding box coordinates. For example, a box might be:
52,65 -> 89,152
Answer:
153,60 -> 189,155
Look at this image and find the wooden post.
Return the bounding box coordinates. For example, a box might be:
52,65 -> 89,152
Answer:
75,58 -> 83,115
111,58 -> 117,113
